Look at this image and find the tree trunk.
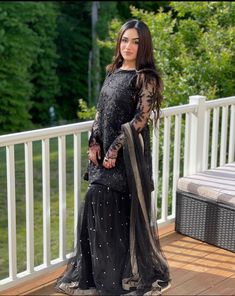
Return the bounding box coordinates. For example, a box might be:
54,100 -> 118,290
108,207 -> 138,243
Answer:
90,1 -> 100,106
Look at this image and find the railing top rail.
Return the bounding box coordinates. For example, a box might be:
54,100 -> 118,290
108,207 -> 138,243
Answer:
206,96 -> 235,109
0,121 -> 93,147
159,103 -> 198,118
0,96 -> 234,147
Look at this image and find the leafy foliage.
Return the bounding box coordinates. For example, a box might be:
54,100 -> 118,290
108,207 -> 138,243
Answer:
0,2 -> 60,132
28,2 -> 60,126
55,1 -> 91,121
0,2 -> 38,132
95,2 -> 118,97
0,2 -> 234,131
116,1 -> 170,21
77,98 -> 96,120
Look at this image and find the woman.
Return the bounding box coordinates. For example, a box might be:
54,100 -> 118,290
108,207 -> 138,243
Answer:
56,19 -> 171,296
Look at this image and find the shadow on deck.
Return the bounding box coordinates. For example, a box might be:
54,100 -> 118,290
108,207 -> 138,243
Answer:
1,224 -> 235,295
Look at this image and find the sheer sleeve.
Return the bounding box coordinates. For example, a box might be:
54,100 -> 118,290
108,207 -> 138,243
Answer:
88,111 -> 100,147
105,78 -> 156,159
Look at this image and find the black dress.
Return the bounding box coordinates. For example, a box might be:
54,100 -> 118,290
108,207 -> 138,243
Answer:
56,68 -> 170,296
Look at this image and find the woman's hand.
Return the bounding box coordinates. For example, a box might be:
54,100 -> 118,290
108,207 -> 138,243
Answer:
88,143 -> 101,167
103,148 -> 117,169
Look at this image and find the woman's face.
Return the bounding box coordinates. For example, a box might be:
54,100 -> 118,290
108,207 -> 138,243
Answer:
120,28 -> 139,65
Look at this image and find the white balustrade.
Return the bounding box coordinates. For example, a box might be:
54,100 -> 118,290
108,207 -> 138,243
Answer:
73,133 -> 82,248
211,107 -> 220,168
161,116 -> 171,222
42,138 -> 51,267
172,114 -> 182,217
202,109 -> 211,171
189,96 -> 207,174
151,120 -> 160,222
59,136 -> 66,261
229,105 -> 235,162
24,142 -> 34,274
6,145 -> 17,281
183,112 -> 191,176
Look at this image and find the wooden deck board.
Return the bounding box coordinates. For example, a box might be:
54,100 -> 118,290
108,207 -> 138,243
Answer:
198,273 -> 235,295
164,233 -> 235,295
1,224 -> 235,295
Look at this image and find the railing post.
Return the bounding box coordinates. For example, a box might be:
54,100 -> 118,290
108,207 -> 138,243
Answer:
189,95 -> 207,174
6,145 -> 17,280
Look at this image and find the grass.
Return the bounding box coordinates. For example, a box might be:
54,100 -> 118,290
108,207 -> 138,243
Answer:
0,132 -> 89,280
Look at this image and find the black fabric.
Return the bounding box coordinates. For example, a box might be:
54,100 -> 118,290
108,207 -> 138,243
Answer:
57,183 -> 132,295
86,69 -> 154,193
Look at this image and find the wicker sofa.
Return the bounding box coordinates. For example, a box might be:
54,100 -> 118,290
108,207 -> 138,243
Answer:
175,162 -> 235,253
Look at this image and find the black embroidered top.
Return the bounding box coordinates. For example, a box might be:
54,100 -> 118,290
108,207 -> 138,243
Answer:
86,68 -> 156,193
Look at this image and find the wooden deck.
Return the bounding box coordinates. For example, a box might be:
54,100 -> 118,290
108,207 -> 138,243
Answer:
1,224 -> 235,295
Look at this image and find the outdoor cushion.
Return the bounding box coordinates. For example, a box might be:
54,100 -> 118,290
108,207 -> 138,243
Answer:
177,162 -> 235,208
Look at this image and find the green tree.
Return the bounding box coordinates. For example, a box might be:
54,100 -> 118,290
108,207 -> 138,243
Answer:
0,2 -> 39,132
56,1 -> 91,121
131,2 -> 235,106
95,2 -> 118,101
27,2 -> 60,127
116,1 -> 170,21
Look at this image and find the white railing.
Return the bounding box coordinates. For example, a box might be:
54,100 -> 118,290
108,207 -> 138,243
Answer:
0,95 -> 234,291
0,121 -> 93,290
152,95 -> 235,226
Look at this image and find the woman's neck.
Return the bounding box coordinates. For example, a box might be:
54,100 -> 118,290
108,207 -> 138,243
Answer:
121,62 -> 136,70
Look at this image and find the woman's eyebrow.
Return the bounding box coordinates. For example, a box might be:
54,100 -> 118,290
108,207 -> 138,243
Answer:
122,37 -> 139,40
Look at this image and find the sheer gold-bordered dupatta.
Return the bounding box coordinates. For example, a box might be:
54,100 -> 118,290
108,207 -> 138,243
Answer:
121,122 -> 170,294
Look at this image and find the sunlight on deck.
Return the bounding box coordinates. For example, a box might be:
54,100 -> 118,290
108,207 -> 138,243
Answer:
2,224 -> 235,296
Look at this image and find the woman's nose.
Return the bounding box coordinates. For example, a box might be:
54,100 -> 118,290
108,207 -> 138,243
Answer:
125,42 -> 132,49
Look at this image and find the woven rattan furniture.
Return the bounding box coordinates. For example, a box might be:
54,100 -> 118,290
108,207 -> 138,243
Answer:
175,162 -> 235,253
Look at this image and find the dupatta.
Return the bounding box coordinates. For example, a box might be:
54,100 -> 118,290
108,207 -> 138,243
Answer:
121,122 -> 170,294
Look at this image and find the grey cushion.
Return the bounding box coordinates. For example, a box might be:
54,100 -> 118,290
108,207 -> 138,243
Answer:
177,162 -> 235,207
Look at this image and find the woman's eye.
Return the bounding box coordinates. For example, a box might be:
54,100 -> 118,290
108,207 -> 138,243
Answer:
121,38 -> 139,44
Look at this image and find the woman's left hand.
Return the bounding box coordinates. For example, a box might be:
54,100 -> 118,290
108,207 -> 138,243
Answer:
103,157 -> 116,169
103,149 -> 117,169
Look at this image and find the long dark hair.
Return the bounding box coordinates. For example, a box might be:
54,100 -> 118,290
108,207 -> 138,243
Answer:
106,19 -> 163,126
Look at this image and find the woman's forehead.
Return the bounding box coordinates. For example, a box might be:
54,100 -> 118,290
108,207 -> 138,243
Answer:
122,28 -> 139,39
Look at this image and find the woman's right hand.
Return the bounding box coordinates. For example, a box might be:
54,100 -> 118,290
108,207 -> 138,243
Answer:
88,143 -> 101,167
